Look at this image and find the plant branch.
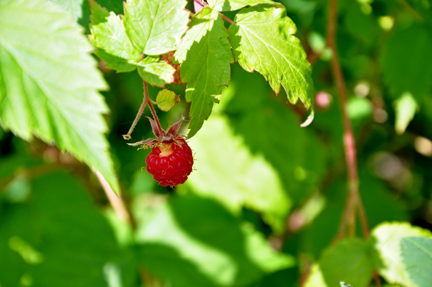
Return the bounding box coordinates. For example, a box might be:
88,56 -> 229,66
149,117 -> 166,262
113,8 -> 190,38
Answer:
326,0 -> 368,240
123,91 -> 149,140
145,81 -> 163,133
220,13 -> 234,24
95,170 -> 132,223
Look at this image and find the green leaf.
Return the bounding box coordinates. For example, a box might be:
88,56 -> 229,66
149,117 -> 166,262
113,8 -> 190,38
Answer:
381,24 -> 432,100
394,92 -> 418,135
175,7 -> 234,137
123,0 -> 189,55
304,264 -> 327,287
135,195 -> 294,287
371,222 -> 432,286
156,89 -> 180,111
319,238 -> 375,287
401,237 -> 432,287
229,4 -> 313,110
208,0 -> 273,11
137,56 -> 175,87
0,172 -> 134,287
89,0 -> 141,72
0,0 -> 119,193
184,114 -> 290,232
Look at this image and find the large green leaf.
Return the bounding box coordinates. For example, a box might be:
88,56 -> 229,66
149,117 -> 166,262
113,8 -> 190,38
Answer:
401,237 -> 432,287
371,222 -> 432,286
0,172 -> 135,287
0,0 -> 119,193
184,114 -> 290,232
89,0 -> 141,72
175,7 -> 234,137
208,0 -> 273,11
135,195 -> 294,287
381,24 -> 432,100
229,4 -> 313,109
123,0 -> 189,55
319,238 -> 375,287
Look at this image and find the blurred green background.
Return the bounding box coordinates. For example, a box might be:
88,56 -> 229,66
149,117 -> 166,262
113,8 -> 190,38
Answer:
1,0 -> 432,286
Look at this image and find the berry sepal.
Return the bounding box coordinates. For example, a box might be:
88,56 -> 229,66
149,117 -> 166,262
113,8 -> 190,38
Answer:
127,115 -> 185,149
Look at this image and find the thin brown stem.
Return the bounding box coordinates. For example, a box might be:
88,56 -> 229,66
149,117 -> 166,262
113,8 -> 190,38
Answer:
145,81 -> 163,133
326,0 -> 369,240
123,92 -> 149,140
95,170 -> 131,223
220,13 -> 234,24
373,271 -> 382,287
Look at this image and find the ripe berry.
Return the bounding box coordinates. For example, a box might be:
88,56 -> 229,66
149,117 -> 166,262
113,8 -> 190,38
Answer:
145,138 -> 193,187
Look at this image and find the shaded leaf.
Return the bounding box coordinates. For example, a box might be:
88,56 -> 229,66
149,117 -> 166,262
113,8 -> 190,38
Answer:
371,222 -> 432,286
401,237 -> 432,287
0,0 -> 119,193
156,89 -> 180,111
319,238 -> 375,287
175,7 -> 234,137
229,4 -> 313,109
123,0 -> 189,55
381,24 -> 432,100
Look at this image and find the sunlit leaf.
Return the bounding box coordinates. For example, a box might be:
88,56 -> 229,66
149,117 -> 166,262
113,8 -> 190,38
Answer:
123,0 -> 189,55
394,92 -> 418,135
0,0 -> 119,193
371,222 -> 432,286
156,89 -> 180,111
229,4 -> 313,109
175,7 -> 234,137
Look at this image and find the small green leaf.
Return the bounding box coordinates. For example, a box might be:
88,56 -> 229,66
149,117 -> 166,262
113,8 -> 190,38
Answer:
371,222 -> 432,286
0,0 -> 119,193
156,89 -> 180,112
175,7 -> 234,137
401,237 -> 432,287
137,56 -> 175,87
89,0 -> 141,72
123,0 -> 189,55
208,0 -> 273,11
229,4 -> 314,110
319,238 -> 375,287
394,92 -> 418,135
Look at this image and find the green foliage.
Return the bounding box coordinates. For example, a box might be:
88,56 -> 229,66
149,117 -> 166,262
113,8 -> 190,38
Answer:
156,89 -> 180,112
371,222 -> 432,286
208,0 -> 273,11
228,4 -> 314,109
0,0 -> 119,193
401,237 -> 432,287
135,195 -> 294,287
319,238 -> 375,287
175,7 -> 234,137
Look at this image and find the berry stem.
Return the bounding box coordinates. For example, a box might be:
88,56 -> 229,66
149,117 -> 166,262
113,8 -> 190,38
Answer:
144,81 -> 164,135
326,0 -> 371,242
123,92 -> 149,140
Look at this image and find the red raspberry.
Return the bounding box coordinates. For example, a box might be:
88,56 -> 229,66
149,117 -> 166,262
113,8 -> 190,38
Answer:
145,139 -> 193,187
